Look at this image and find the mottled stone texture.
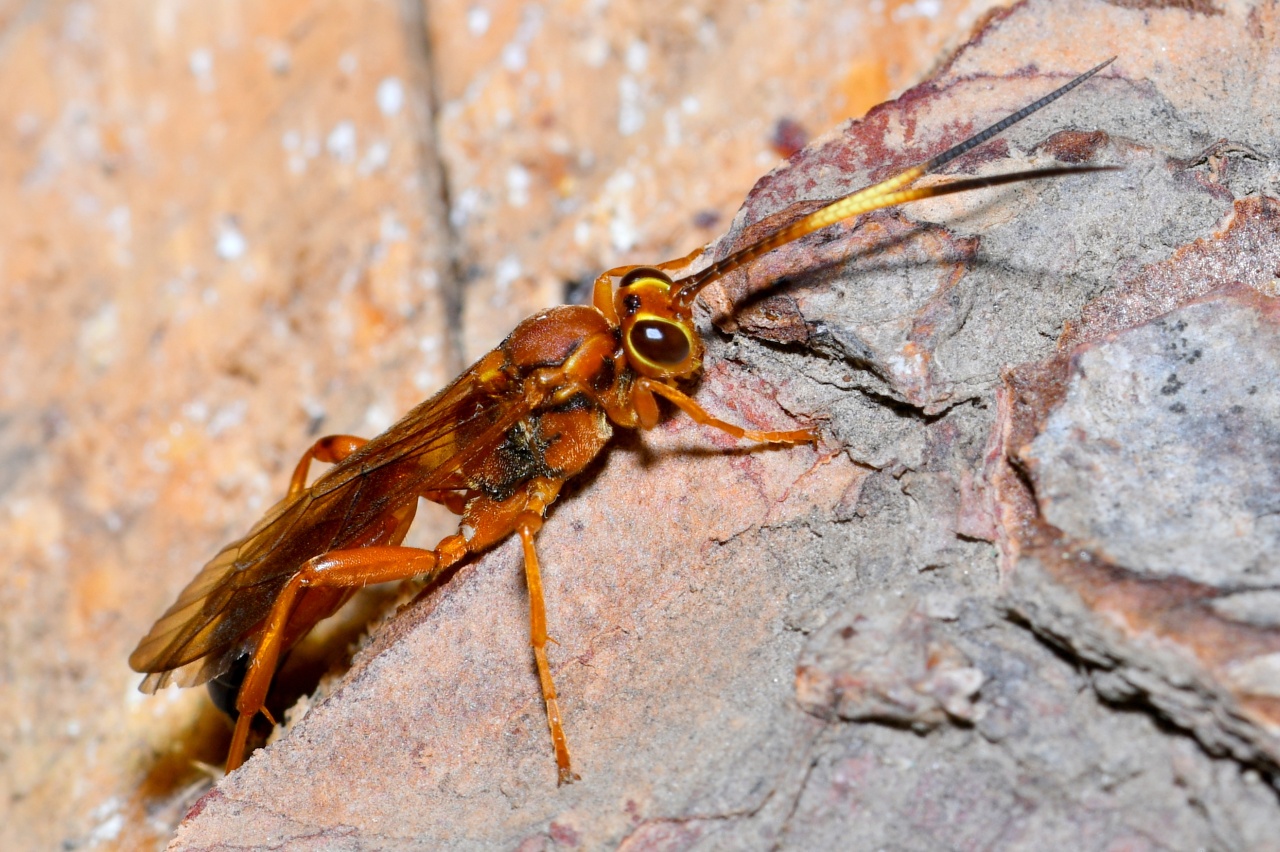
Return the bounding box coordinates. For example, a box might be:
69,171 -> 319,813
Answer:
0,0 -> 1013,849
6,0 -> 1280,849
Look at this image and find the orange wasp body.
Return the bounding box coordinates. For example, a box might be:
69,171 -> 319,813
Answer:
131,61 -> 1114,784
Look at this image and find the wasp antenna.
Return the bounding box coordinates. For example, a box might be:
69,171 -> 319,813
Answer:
923,57 -> 1116,176
859,164 -> 1121,209
672,58 -> 1117,308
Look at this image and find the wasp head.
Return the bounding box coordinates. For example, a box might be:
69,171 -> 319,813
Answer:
614,267 -> 704,381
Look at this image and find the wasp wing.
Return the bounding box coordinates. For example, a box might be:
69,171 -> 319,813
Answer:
129,356 -> 531,690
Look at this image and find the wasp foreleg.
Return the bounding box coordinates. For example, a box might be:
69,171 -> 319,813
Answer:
636,378 -> 817,445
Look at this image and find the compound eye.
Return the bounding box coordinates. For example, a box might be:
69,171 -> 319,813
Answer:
618,267 -> 672,289
630,319 -> 691,367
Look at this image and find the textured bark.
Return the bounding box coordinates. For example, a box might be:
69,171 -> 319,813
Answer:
6,0 -> 1280,850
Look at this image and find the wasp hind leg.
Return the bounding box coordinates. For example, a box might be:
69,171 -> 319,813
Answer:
224,534 -> 471,771
518,515 -> 576,785
224,479 -> 579,784
452,476 -> 577,784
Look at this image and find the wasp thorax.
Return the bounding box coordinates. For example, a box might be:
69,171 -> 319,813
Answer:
614,267 -> 702,379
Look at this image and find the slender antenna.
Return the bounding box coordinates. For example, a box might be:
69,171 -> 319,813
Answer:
672,58 -> 1117,308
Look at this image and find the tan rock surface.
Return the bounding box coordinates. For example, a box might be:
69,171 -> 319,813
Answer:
171,0 -> 1280,849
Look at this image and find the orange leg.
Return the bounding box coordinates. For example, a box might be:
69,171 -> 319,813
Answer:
225,534 -> 469,771
637,378 -> 818,445
288,435 -> 368,496
225,477 -> 579,782
422,489 -> 471,515
455,476 -> 576,783
517,512 -> 576,785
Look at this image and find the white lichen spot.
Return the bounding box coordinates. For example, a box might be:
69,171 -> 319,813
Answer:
602,168 -> 639,252
618,77 -> 644,136
696,17 -> 718,46
580,35 -> 608,68
79,302 -> 119,369
267,42 -> 291,75
624,40 -> 649,73
106,205 -> 131,241
301,397 -> 327,429
378,213 -> 406,246
363,404 -> 393,434
893,0 -> 941,21
497,6 -> 543,73
506,164 -> 531,207
360,140 -> 390,174
326,121 -> 357,164
64,2 -> 96,43
282,130 -> 306,174
451,187 -> 483,228
182,399 -> 209,423
681,95 -> 700,115
88,798 -> 124,843
377,77 -> 404,117
215,218 -> 247,260
502,41 -> 527,71
339,51 -> 358,77
207,400 -> 247,437
107,205 -> 132,265
467,6 -> 491,36
188,48 -> 215,91
494,256 -> 522,296
610,216 -> 637,254
141,438 -> 171,474
573,220 -> 590,248
663,108 -> 681,147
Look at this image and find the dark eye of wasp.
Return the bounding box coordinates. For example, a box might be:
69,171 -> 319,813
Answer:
630,319 -> 691,366
618,266 -> 672,288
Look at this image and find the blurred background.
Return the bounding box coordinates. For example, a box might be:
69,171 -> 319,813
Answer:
0,1 -> 1011,847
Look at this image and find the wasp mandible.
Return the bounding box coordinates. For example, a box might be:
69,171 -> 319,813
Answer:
130,59 -> 1115,784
